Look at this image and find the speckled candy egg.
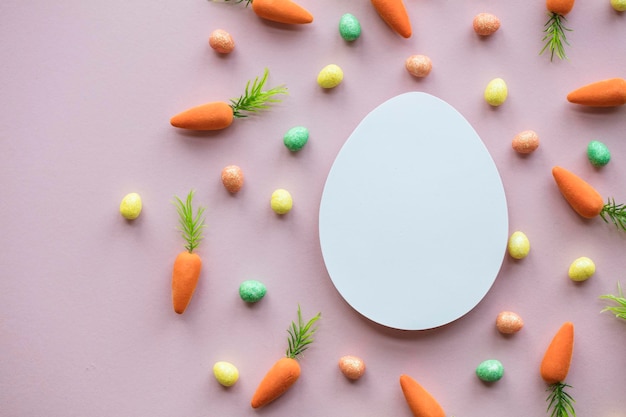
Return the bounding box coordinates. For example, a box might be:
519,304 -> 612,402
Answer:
405,55 -> 432,78
283,126 -> 309,151
120,192 -> 142,220
339,13 -> 361,41
473,13 -> 501,36
209,29 -> 235,54
512,130 -> 539,154
221,165 -> 244,193
587,140 -> 611,167
338,355 -> 366,380
213,361 -> 239,386
317,64 -> 343,89
239,280 -> 267,303
496,311 -> 524,334
476,359 -> 504,382
611,0 -> 626,12
507,231 -> 530,259
484,78 -> 508,106
271,189 -> 293,214
568,256 -> 595,282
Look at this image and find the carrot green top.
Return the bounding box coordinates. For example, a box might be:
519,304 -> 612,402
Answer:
286,305 -> 321,359
230,68 -> 288,118
173,190 -> 206,253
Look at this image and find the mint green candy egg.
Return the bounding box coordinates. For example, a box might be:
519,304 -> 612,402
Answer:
283,126 -> 309,151
239,280 -> 267,303
476,359 -> 504,382
587,140 -> 611,167
339,13 -> 361,41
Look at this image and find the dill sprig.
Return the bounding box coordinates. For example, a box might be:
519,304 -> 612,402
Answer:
600,282 -> 626,321
546,382 -> 576,417
286,305 -> 321,359
229,68 -> 288,118
173,190 -> 206,253
540,12 -> 572,61
599,198 -> 626,231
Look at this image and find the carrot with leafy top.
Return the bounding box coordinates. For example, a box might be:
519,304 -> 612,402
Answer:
566,78 -> 626,107
540,322 -> 575,417
540,0 -> 575,60
251,306 -> 321,408
171,190 -> 206,314
552,166 -> 626,231
170,68 -> 287,131
399,374 -> 445,417
223,0 -> 313,24
371,0 -> 412,38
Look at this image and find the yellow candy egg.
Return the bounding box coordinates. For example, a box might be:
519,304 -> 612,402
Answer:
213,361 -> 239,387
338,355 -> 366,380
484,78 -> 508,106
496,311 -> 524,334
119,192 -> 142,220
317,64 -> 344,89
568,257 -> 595,282
507,231 -> 530,259
271,189 -> 293,214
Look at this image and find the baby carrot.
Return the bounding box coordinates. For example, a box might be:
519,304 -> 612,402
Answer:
566,78 -> 626,107
251,306 -> 321,408
540,0 -> 575,60
170,68 -> 287,131
251,0 -> 313,24
371,0 -> 412,38
540,322 -> 575,417
399,374 -> 445,417
171,190 -> 206,314
552,166 -> 626,230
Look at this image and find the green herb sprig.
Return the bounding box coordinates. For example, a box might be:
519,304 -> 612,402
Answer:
546,382 -> 576,417
600,282 -> 626,321
173,190 -> 206,253
230,68 -> 288,118
600,198 -> 626,231
540,12 -> 572,61
286,305 -> 321,359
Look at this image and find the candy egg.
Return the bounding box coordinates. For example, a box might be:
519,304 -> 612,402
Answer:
512,130 -> 539,154
568,256 -> 595,282
507,231 -> 530,259
120,192 -> 142,220
221,165 -> 244,193
239,280 -> 267,303
484,78 -> 508,106
496,311 -> 524,334
339,13 -> 361,41
271,189 -> 293,214
611,0 -> 626,12
209,29 -> 235,54
405,55 -> 432,78
213,361 -> 239,387
317,64 -> 344,89
283,126 -> 309,151
587,140 -> 611,167
476,359 -> 504,382
473,13 -> 501,36
338,355 -> 366,380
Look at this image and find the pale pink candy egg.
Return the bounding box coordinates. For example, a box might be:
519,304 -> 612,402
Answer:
405,55 -> 432,78
209,29 -> 235,54
221,165 -> 244,193
496,311 -> 524,334
473,13 -> 501,36
338,355 -> 366,380
512,130 -> 539,154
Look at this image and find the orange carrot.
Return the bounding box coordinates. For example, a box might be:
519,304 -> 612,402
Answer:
566,78 -> 626,107
371,0 -> 412,38
171,190 -> 206,314
540,322 -> 576,417
547,0 -> 575,15
251,306 -> 321,408
552,166 -> 604,219
170,68 -> 287,131
399,374 -> 445,417
251,0 -> 313,24
541,0 -> 575,60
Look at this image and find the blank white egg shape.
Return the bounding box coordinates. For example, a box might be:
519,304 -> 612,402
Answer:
319,92 -> 508,330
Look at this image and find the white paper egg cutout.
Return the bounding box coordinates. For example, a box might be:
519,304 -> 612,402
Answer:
319,92 -> 508,330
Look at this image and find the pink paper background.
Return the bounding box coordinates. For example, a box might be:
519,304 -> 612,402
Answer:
2,1 -> 626,416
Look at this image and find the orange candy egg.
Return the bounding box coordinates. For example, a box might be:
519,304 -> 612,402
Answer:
496,311 -> 524,334
209,29 -> 235,54
221,165 -> 244,193
338,355 -> 366,380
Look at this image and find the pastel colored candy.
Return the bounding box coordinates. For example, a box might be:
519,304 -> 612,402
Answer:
405,55 -> 432,78
476,359 -> 504,382
239,280 -> 267,302
213,361 -> 239,386
209,29 -> 235,54
507,231 -> 530,259
317,64 -> 343,89
496,311 -> 524,334
271,189 -> 293,214
512,130 -> 539,154
568,257 -> 595,281
587,140 -> 611,167
339,14 -> 361,41
120,192 -> 142,220
283,126 -> 309,151
221,165 -> 244,193
338,355 -> 366,380
484,78 -> 508,106
473,13 -> 501,36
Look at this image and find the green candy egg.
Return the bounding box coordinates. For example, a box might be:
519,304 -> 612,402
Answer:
339,13 -> 361,41
587,140 -> 611,167
239,280 -> 267,303
476,359 -> 504,382
283,126 -> 309,151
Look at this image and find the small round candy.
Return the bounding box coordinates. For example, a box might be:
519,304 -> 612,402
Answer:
587,140 -> 611,167
317,64 -> 344,89
120,192 -> 142,220
568,256 -> 595,282
221,165 -> 244,193
239,280 -> 267,303
512,130 -> 539,154
611,0 -> 626,12
209,29 -> 235,54
473,13 -> 501,36
484,78 -> 508,106
213,361 -> 239,387
476,359 -> 504,382
271,189 -> 293,214
339,13 -> 361,41
507,231 -> 530,260
338,355 -> 366,380
283,126 -> 309,151
496,311 -> 524,334
405,55 -> 432,78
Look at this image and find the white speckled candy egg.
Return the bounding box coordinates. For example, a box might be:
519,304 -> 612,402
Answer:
512,130 -> 539,154
507,231 -> 530,259
568,256 -> 595,281
213,361 -> 239,386
209,29 -> 235,54
120,192 -> 142,220
317,64 -> 343,89
405,55 -> 432,78
338,355 -> 366,380
496,311 -> 524,334
484,78 -> 508,106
